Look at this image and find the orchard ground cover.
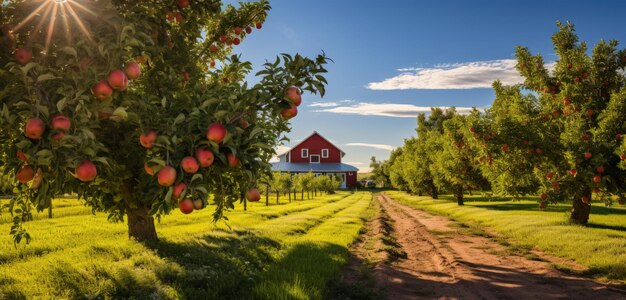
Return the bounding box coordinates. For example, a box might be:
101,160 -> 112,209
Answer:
0,191 -> 372,299
385,190 -> 626,283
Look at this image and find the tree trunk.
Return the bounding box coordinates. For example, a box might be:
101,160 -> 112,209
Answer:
293,189 -> 297,200
431,185 -> 439,200
126,205 -> 158,242
265,185 -> 269,206
456,187 -> 464,206
243,194 -> 247,211
276,190 -> 279,204
48,202 -> 53,218
288,189 -> 291,203
301,190 -> 304,200
570,190 -> 591,225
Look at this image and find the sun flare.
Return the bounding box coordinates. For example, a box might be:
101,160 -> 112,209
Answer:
11,0 -> 97,54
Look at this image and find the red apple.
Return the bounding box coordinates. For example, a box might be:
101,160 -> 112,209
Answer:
551,182 -> 560,190
546,172 -> 554,180
586,109 -> 593,117
16,150 -> 27,162
75,160 -> 97,182
91,80 -> 113,101
620,153 -> 626,160
158,166 -> 177,187
239,119 -> 250,129
52,132 -> 65,141
173,182 -> 187,200
616,134 -> 622,141
51,114 -> 71,132
581,196 -> 590,204
16,165 -> 35,184
570,169 -> 577,176
563,97 -> 571,106
209,44 -> 218,52
182,71 -> 190,81
469,127 -> 475,133
226,153 -> 239,167
234,27 -> 242,35
24,118 -> 45,140
245,26 -> 252,34
593,187 -> 600,194
181,156 -> 199,174
619,199 -> 625,205
584,152 -> 592,159
140,131 -> 158,149
179,198 -> 194,214
108,70 -> 129,91
535,148 -> 543,155
501,144 -> 509,152
206,123 -> 227,143
177,0 -> 190,9
286,86 -> 302,106
219,35 -> 228,43
175,13 -> 183,23
210,60 -> 216,68
255,22 -> 262,29
196,148 -> 214,168
540,193 -> 548,201
144,163 -> 156,176
14,48 -> 32,65
124,62 -> 141,80
246,188 -> 261,202
596,166 -> 605,174
281,104 -> 298,120
233,37 -> 241,45
193,198 -> 204,210
593,175 -> 601,183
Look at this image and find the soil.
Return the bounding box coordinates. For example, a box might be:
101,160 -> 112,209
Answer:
338,194 -> 626,300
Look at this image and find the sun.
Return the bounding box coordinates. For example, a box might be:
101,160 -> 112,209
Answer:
11,0 -> 98,54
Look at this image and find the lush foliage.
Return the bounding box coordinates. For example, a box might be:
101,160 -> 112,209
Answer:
0,0 -> 328,243
383,23 -> 626,223
0,192 -> 372,299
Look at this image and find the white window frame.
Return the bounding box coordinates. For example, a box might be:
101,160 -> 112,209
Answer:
310,155 -> 320,163
322,149 -> 329,158
301,148 -> 309,158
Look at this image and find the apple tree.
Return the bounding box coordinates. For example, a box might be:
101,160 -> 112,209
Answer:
476,22 -> 626,224
0,0 -> 329,243
430,109 -> 487,205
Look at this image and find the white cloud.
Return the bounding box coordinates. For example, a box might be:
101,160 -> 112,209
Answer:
368,59 -> 525,90
315,102 -> 478,118
345,143 -> 395,151
344,161 -> 366,166
309,100 -> 354,108
270,145 -> 291,162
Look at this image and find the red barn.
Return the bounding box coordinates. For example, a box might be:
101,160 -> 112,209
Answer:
272,132 -> 359,188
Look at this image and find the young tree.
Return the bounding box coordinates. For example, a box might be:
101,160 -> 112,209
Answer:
0,0 -> 329,243
431,110 -> 487,205
369,156 -> 390,187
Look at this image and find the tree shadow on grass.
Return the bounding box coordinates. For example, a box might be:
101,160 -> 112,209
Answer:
586,222 -> 626,232
37,231 -> 282,300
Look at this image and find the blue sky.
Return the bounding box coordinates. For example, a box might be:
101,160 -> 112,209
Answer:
229,0 -> 626,171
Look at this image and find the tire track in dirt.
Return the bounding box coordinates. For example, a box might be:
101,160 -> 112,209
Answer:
341,194 -> 626,300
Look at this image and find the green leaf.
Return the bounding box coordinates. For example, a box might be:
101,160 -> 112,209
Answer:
37,73 -> 57,82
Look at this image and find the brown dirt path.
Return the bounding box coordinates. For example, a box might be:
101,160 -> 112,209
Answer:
340,194 -> 626,300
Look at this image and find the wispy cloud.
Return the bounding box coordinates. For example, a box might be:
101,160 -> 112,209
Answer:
368,59 -> 525,90
309,100 -> 354,107
345,143 -> 395,151
344,161 -> 366,166
315,102 -> 478,118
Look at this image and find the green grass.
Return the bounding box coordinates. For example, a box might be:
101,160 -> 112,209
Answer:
0,191 -> 372,299
385,191 -> 626,282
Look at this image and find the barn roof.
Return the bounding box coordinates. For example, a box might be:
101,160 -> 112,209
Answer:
271,162 -> 359,172
277,131 -> 346,158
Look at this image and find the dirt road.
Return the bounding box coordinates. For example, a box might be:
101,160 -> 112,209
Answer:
341,194 -> 625,300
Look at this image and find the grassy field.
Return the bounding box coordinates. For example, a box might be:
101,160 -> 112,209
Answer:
0,191 -> 372,299
385,191 -> 626,283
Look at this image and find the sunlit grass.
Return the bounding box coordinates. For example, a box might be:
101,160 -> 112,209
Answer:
385,191 -> 626,282
0,191 -> 371,299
